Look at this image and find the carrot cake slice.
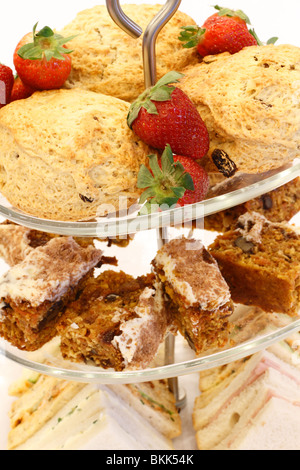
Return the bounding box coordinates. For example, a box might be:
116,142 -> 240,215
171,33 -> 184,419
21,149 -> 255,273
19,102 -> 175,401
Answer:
152,237 -> 233,355
0,220 -> 131,267
57,271 -> 169,371
209,212 -> 300,316
0,237 -> 103,351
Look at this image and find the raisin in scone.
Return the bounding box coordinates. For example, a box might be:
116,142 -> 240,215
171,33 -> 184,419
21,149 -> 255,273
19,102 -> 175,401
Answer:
60,4 -> 199,102
178,44 -> 300,173
0,88 -> 151,221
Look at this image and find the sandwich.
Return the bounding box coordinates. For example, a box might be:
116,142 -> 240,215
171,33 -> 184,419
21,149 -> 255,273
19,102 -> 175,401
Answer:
193,349 -> 300,450
12,384 -> 175,450
7,360 -> 181,450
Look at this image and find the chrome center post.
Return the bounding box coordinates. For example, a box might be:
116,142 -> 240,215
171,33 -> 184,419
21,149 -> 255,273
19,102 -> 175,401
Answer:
106,0 -> 186,408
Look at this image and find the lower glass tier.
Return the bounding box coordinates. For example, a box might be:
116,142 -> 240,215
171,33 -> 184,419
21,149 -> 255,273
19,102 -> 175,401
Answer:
1,305 -> 300,384
0,159 -> 299,237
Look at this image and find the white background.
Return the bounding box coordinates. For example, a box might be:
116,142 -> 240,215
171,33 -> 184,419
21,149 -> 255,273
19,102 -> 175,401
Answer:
0,0 -> 299,71
0,0 -> 299,451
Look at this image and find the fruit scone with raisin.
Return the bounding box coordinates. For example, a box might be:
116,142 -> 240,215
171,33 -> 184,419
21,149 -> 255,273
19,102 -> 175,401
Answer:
152,237 -> 234,355
177,44 -> 300,174
59,4 -> 198,102
0,88 -> 151,221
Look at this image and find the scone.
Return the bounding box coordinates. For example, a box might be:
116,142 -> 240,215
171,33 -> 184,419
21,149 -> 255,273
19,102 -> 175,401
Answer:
0,88 -> 151,221
60,4 -> 199,102
178,44 -> 300,173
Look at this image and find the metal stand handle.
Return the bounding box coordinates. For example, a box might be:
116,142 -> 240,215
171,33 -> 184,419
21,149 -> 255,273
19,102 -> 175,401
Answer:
106,0 -> 186,409
142,0 -> 182,87
106,0 -> 182,87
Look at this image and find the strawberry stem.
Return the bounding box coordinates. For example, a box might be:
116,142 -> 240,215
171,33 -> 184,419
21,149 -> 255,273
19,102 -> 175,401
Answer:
127,71 -> 184,128
178,26 -> 205,49
17,22 -> 76,61
137,145 -> 194,213
213,5 -> 251,25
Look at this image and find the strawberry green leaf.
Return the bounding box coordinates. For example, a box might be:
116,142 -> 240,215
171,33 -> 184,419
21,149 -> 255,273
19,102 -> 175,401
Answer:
249,28 -> 263,46
36,26 -> 54,38
148,154 -> 163,178
18,44 -> 43,60
179,26 -> 205,48
127,71 -> 184,128
159,196 -> 181,207
150,85 -> 175,102
138,187 -> 156,204
137,164 -> 155,188
177,171 -> 195,191
142,100 -> 158,115
170,186 -> 186,198
44,49 -> 55,61
127,103 -> 142,127
267,37 -> 278,45
161,144 -> 175,174
17,22 -> 76,61
137,145 -> 195,213
214,5 -> 251,24
153,71 -> 184,89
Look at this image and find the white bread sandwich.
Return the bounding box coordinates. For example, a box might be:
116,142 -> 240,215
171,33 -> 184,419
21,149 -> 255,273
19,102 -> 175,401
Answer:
13,384 -> 174,450
106,381 -> 182,440
215,396 -> 300,450
7,364 -> 181,450
193,350 -> 300,450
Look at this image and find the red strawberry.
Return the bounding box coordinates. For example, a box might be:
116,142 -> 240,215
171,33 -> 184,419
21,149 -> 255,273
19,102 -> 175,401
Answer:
10,76 -> 35,102
172,154 -> 209,206
13,23 -> 75,90
203,6 -> 251,28
179,5 -> 259,56
0,64 -> 14,108
137,144 -> 209,213
127,71 -> 209,160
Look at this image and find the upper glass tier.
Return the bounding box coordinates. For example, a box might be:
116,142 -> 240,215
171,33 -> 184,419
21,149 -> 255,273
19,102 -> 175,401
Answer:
0,159 -> 299,238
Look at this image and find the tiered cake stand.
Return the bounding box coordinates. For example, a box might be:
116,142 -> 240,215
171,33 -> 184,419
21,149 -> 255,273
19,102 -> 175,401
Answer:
0,0 -> 300,407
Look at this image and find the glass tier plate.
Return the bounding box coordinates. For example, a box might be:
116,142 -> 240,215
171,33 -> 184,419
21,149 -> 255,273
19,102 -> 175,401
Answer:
0,159 -> 299,238
1,306 -> 300,384
0,161 -> 299,383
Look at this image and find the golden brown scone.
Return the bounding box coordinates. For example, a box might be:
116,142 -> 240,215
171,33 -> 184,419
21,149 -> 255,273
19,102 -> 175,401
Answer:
178,44 -> 300,174
0,88 -> 151,221
60,4 -> 199,102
